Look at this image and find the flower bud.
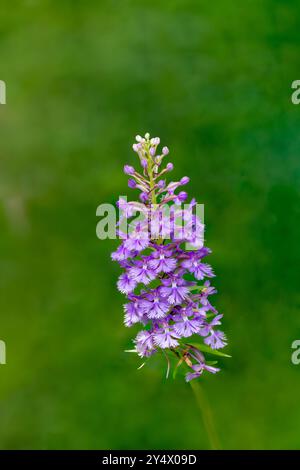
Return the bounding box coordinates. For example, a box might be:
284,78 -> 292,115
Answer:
128,178 -> 136,188
150,147 -> 156,157
162,146 -> 169,155
135,135 -> 143,142
166,163 -> 174,172
180,176 -> 190,185
157,180 -> 166,189
141,159 -> 148,168
124,165 -> 135,175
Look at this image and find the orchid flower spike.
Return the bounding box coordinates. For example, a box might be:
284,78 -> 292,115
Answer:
111,132 -> 228,381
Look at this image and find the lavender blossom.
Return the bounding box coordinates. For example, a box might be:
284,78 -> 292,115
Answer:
117,272 -> 137,294
160,275 -> 191,305
148,247 -> 177,274
111,133 -> 228,381
134,330 -> 156,357
123,295 -> 147,327
128,258 -> 156,285
140,290 -> 170,319
153,325 -> 180,349
173,307 -> 200,337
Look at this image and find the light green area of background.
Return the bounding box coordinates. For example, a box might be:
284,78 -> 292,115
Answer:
0,0 -> 300,449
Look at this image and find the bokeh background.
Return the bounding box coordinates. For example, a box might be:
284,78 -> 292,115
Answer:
1,0 -> 300,450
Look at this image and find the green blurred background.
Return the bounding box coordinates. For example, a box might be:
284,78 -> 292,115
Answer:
1,0 -> 300,450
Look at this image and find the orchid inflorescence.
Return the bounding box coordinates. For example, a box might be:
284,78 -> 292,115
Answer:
111,133 -> 228,382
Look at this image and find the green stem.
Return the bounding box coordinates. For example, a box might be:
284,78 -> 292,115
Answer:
148,161 -> 157,205
189,381 -> 221,450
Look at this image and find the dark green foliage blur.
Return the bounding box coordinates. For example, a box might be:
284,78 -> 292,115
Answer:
0,0 -> 299,450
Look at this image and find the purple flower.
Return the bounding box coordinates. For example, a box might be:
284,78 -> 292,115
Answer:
124,298 -> 147,326
181,255 -> 215,280
111,132 -> 228,381
174,191 -> 188,204
157,179 -> 166,189
139,192 -> 149,203
153,327 -> 179,349
180,176 -> 190,185
135,330 -> 155,357
141,290 -> 170,319
124,229 -> 149,252
185,363 -> 220,382
192,305 -> 211,319
124,165 -> 135,175
111,243 -> 134,261
117,198 -> 136,218
128,259 -> 156,285
148,247 -> 177,274
173,308 -> 200,337
198,281 -> 217,306
128,178 -> 137,189
198,314 -> 223,337
204,330 -> 227,349
151,137 -> 160,146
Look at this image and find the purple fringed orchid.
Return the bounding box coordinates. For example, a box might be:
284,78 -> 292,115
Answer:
111,133 -> 229,381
